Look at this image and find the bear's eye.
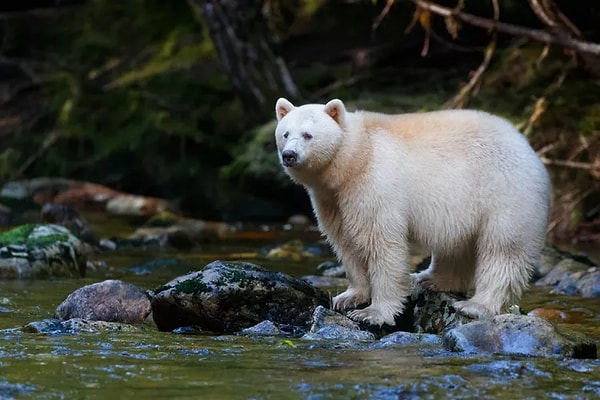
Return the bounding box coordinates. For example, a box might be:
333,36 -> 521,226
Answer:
283,131 -> 289,139
302,132 -> 313,140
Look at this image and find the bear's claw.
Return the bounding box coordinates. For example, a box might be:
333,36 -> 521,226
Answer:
453,300 -> 494,319
332,288 -> 369,311
347,305 -> 397,326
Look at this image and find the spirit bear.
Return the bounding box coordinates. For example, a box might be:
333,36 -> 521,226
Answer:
274,98 -> 551,326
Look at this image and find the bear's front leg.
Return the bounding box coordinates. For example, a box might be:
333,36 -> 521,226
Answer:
332,254 -> 370,311
347,243 -> 413,326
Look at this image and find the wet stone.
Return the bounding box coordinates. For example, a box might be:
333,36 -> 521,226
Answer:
240,320 -> 283,336
14,318 -> 145,335
535,248 -> 600,298
379,331 -> 442,346
309,305 -> 360,332
443,314 -> 598,358
0,224 -> 87,279
55,280 -> 151,324
151,260 -> 330,333
316,261 -> 345,277
300,275 -> 348,288
576,268 -> 600,297
303,325 -> 376,341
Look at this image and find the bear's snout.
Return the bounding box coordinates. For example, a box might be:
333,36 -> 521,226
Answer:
281,149 -> 298,167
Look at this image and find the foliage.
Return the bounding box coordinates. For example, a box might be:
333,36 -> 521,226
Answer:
1,0 -> 599,236
3,0 -> 249,215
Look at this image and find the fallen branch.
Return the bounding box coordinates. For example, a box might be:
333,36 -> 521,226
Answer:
408,0 -> 600,56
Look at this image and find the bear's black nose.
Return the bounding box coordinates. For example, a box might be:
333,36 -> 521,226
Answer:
281,150 -> 298,166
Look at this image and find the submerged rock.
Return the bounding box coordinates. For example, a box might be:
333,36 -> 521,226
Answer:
378,331 -> 442,346
0,224 -> 87,279
444,314 -> 598,358
151,260 -> 330,333
303,324 -> 376,341
14,318 -> 145,335
55,280 -> 151,324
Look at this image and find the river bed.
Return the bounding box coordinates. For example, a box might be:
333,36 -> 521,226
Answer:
0,239 -> 599,399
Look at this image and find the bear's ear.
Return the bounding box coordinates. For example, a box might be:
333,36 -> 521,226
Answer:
324,99 -> 346,127
275,98 -> 295,121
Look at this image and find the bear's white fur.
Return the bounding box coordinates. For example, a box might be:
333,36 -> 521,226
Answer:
275,98 -> 551,326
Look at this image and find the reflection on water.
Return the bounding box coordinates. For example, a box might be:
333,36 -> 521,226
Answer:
0,238 -> 598,398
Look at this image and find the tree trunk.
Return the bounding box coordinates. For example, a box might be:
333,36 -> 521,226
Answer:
190,0 -> 299,113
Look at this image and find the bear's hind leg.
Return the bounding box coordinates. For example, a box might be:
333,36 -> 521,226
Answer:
453,240 -> 535,318
414,252 -> 475,294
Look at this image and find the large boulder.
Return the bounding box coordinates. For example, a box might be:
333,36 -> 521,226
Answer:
151,260 -> 330,333
55,280 -> 151,324
0,224 -> 87,279
443,314 -> 597,358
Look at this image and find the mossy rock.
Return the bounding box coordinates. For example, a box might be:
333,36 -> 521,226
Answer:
151,260 -> 330,333
0,224 -> 87,279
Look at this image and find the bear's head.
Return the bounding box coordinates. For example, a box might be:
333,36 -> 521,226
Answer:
274,98 -> 347,174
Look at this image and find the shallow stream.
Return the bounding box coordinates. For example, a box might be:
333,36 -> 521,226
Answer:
0,232 -> 599,399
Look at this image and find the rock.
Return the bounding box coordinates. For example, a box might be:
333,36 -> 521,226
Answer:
240,320 -> 283,336
303,325 -> 376,341
316,261 -> 345,277
301,275 -> 348,288
127,213 -> 230,249
304,282 -> 472,338
302,306 -> 375,341
537,246 -> 597,279
105,195 -> 169,216
0,224 -> 87,279
151,260 -> 330,333
0,177 -> 172,216
13,318 -> 145,334
379,331 -> 442,346
536,255 -> 600,297
55,280 -> 151,324
309,305 -> 361,331
443,314 -> 597,358
409,283 -> 472,334
262,240 -> 323,261
536,258 -> 588,287
576,268 -> 600,297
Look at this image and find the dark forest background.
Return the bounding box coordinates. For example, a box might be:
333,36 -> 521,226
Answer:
1,0 -> 599,242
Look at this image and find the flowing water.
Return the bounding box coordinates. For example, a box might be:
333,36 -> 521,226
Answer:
0,232 -> 599,399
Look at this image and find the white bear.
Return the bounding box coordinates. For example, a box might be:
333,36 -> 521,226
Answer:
274,98 -> 551,326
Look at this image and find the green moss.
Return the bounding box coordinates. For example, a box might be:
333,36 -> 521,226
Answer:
214,269 -> 256,289
174,278 -> 210,294
0,224 -> 71,247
